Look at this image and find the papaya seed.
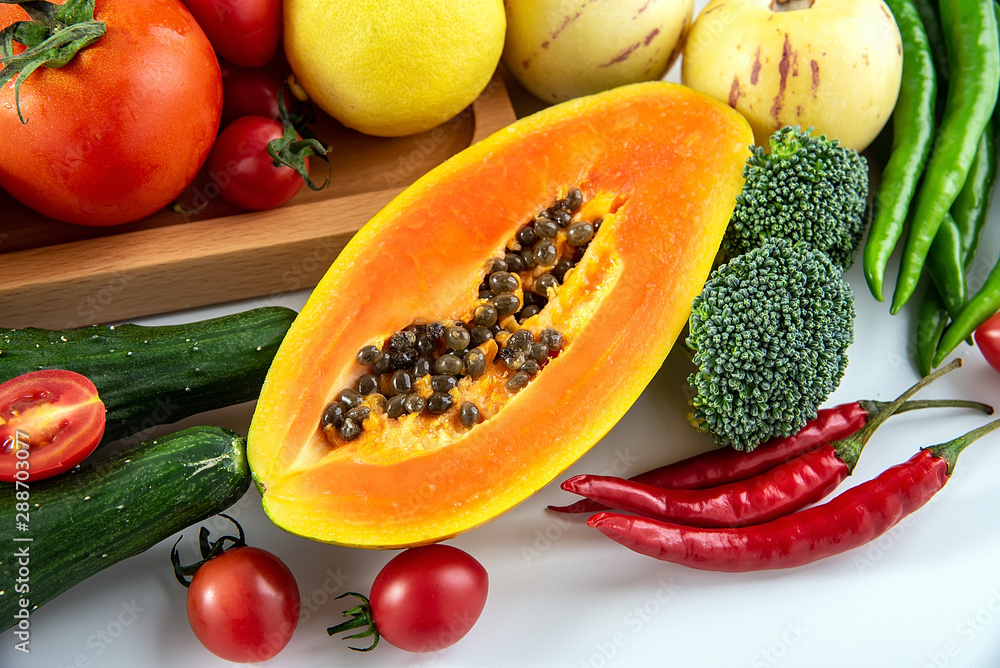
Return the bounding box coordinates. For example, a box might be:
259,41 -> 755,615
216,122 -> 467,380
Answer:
534,239 -> 558,266
473,303 -> 498,328
516,225 -> 538,248
493,293 -> 521,317
339,418 -> 362,441
404,393 -> 426,414
346,406 -> 370,422
357,345 -> 382,366
459,401 -> 481,428
357,373 -> 380,395
427,392 -> 454,414
339,389 -> 364,409
506,371 -> 530,392
390,370 -> 414,395
433,353 -> 465,376
489,271 -> 519,294
566,221 -> 594,247
386,395 -> 407,419
445,325 -> 471,351
534,216 -> 558,239
322,402 -> 346,429
431,374 -> 458,393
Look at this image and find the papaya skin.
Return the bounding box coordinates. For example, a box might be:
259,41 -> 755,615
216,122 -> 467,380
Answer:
247,81 -> 753,548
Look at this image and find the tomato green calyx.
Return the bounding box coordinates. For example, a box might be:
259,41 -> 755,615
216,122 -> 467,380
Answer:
0,0 -> 106,123
327,593 -> 380,652
267,89 -> 331,191
170,513 -> 248,588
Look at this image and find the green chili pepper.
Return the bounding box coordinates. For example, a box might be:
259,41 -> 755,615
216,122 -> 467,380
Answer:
910,0 -> 949,85
935,261 -> 1000,366
921,120 -> 996,354
925,212 -> 966,318
951,114 -> 997,270
890,0 -> 1000,314
931,116 -> 1000,365
914,285 -> 951,376
863,0 -> 938,302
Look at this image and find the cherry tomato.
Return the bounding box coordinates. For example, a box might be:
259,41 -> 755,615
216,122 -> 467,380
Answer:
0,369 -> 106,483
206,115 -> 307,211
371,545 -> 489,653
186,546 -> 300,663
975,311 -> 1000,373
0,0 -> 222,226
220,61 -> 287,128
183,0 -> 280,69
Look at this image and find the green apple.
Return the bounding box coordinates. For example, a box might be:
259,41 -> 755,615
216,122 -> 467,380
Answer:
681,0 -> 902,151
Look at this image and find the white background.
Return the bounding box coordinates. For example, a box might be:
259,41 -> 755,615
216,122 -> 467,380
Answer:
6,1 -> 1000,666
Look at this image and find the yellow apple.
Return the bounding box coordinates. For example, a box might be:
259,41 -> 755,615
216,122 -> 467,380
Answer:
502,0 -> 694,104
681,0 -> 902,151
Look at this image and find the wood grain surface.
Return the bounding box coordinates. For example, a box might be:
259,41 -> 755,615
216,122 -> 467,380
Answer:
0,72 -> 517,329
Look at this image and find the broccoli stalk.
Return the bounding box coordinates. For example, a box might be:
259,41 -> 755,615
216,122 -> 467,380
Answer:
724,126 -> 870,271
686,238 -> 855,451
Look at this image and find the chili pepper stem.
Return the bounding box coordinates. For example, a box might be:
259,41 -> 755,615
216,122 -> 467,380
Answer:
859,397 -> 993,416
926,417 -> 1000,475
834,358 -> 962,471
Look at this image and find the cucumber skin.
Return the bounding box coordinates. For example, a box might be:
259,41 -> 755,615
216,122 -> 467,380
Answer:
0,425 -> 251,631
0,306 -> 296,444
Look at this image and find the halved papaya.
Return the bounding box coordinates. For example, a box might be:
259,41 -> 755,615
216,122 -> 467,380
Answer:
247,81 -> 752,548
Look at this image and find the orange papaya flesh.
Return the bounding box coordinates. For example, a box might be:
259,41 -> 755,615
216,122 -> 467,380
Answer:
247,81 -> 752,548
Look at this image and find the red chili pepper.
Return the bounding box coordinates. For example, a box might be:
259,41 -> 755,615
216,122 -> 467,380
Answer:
550,398 -> 989,515
561,445 -> 851,528
558,360 -> 986,527
587,417 -> 1000,572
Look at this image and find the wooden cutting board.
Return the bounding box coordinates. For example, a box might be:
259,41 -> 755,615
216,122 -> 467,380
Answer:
0,72 -> 517,329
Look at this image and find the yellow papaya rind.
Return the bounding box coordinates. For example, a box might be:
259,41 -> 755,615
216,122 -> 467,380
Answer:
248,81 -> 753,548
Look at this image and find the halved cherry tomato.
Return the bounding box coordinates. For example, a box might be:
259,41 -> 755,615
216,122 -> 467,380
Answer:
0,369 -> 106,483
183,0 -> 281,69
330,544 -> 489,653
975,311 -> 1000,373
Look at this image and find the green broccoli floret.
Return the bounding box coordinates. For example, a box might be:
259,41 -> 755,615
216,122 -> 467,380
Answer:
686,238 -> 855,451
724,126 -> 869,271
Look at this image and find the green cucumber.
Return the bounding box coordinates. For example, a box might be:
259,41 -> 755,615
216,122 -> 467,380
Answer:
0,425 -> 251,630
0,306 -> 296,444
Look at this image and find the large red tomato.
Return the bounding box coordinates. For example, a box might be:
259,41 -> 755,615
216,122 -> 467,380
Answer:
0,0 -> 222,226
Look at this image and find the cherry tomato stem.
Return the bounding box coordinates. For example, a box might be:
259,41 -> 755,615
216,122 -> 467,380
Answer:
327,593 -> 381,651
